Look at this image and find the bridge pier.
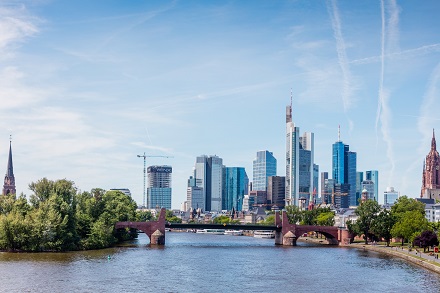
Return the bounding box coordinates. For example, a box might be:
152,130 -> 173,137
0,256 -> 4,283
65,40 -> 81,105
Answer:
283,231 -> 297,246
151,229 -> 165,245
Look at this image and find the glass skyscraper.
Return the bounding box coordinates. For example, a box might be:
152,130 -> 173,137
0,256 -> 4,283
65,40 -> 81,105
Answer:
332,138 -> 357,208
366,170 -> 379,202
223,167 -> 248,211
252,150 -> 277,191
194,155 -> 224,212
285,99 -> 315,207
146,165 -> 172,209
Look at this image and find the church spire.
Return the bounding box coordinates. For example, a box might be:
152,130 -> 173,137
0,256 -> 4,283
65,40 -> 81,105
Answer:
3,137 -> 16,196
7,138 -> 13,177
432,128 -> 436,151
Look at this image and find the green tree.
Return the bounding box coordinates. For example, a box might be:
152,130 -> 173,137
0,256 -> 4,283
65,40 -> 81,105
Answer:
166,210 -> 182,223
354,200 -> 381,244
261,215 -> 275,225
136,210 -> 154,222
316,212 -> 335,226
391,195 -> 425,217
391,210 -> 429,246
285,205 -> 302,224
371,209 -> 396,246
213,215 -> 239,224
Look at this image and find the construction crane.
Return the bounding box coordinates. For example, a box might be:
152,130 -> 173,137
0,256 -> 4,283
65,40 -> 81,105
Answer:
137,152 -> 173,208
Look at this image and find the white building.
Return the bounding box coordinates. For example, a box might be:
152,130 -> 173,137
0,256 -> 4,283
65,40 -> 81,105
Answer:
383,187 -> 399,205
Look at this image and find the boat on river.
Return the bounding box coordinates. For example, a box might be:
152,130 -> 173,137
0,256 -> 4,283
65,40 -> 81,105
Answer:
196,229 -> 226,235
224,230 -> 243,236
253,230 -> 275,239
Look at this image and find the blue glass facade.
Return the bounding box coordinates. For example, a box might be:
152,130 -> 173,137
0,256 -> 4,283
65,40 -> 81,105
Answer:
253,151 -> 277,191
223,167 -> 247,211
332,141 -> 357,208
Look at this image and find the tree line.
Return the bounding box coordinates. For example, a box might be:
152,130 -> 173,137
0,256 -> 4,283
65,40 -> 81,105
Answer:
0,178 -> 145,252
347,196 -> 439,250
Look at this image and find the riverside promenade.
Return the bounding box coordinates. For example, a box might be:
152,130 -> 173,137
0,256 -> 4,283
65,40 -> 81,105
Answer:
351,243 -> 440,274
299,236 -> 440,274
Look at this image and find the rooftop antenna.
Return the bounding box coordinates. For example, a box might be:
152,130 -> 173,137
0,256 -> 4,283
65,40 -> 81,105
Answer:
338,125 -> 341,142
290,88 -> 293,109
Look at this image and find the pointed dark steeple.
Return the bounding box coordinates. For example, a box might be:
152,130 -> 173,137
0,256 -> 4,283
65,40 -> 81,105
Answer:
432,128 -> 436,151
3,137 -> 16,196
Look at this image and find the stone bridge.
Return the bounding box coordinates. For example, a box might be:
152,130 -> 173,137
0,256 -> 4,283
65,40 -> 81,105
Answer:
115,208 -> 351,246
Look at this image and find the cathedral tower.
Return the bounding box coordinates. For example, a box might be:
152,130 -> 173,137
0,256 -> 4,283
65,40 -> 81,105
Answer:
3,139 -> 16,196
421,129 -> 440,199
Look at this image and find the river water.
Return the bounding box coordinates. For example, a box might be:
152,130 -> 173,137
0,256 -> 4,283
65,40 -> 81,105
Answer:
1,232 -> 440,292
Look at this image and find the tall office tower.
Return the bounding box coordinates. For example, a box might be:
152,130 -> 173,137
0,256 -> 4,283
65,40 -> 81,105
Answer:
223,167 -> 248,211
384,187 -> 399,205
146,165 -> 172,209
110,188 -> 131,197
421,129 -> 440,200
320,172 -> 328,203
366,170 -> 379,202
332,128 -> 357,208
3,139 -> 15,196
267,176 -> 286,208
186,171 -> 204,211
361,180 -> 375,200
285,95 -> 315,207
313,164 -> 319,204
194,155 -> 224,212
323,178 -> 335,205
252,150 -> 277,191
355,172 -> 364,206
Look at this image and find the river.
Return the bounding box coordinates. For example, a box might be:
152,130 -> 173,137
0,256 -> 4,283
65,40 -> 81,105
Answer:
0,232 -> 439,292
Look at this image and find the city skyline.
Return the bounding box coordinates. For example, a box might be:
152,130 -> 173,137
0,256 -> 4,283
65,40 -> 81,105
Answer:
0,1 -> 439,208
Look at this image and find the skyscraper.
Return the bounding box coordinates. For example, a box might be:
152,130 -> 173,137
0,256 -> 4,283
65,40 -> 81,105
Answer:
286,95 -> 315,207
194,155 -> 224,212
331,128 -> 356,208
320,172 -> 328,204
223,167 -> 248,211
366,170 -> 379,202
146,165 -> 172,209
252,150 -> 277,191
267,176 -> 286,208
3,139 -> 15,196
421,129 -> 440,200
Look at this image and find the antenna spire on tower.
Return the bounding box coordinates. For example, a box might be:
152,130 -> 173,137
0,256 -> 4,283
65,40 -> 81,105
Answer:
338,125 -> 341,142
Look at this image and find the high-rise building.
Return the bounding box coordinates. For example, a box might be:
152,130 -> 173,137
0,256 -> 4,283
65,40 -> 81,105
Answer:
252,150 -> 277,191
3,139 -> 15,196
384,187 -> 399,205
223,167 -> 248,211
323,178 -> 335,205
146,165 -> 172,209
366,170 -> 379,202
320,172 -> 328,204
285,96 -> 315,207
313,164 -> 319,204
186,171 -> 204,211
194,155 -> 224,212
332,129 -> 357,208
361,180 -> 375,200
421,129 -> 440,200
110,188 -> 131,197
267,176 -> 286,208
355,172 -> 364,206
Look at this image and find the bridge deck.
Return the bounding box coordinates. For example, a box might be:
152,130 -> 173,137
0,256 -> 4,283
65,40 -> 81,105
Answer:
166,223 -> 280,231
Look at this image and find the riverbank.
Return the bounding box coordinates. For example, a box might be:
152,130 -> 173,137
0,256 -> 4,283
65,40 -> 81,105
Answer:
299,237 -> 440,274
350,243 -> 440,274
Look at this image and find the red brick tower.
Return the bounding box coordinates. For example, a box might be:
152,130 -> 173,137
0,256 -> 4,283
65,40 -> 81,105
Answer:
421,129 -> 440,199
3,139 -> 16,196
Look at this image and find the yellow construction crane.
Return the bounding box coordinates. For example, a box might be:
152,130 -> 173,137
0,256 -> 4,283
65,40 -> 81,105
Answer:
137,152 -> 173,208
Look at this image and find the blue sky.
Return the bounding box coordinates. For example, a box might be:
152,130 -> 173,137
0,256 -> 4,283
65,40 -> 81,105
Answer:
0,0 -> 439,208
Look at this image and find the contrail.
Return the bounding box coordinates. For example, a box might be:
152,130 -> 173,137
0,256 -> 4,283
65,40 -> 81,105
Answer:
327,0 -> 353,113
376,0 -> 399,185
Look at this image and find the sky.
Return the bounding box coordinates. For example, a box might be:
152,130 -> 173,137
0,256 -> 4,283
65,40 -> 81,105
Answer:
0,0 -> 439,208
